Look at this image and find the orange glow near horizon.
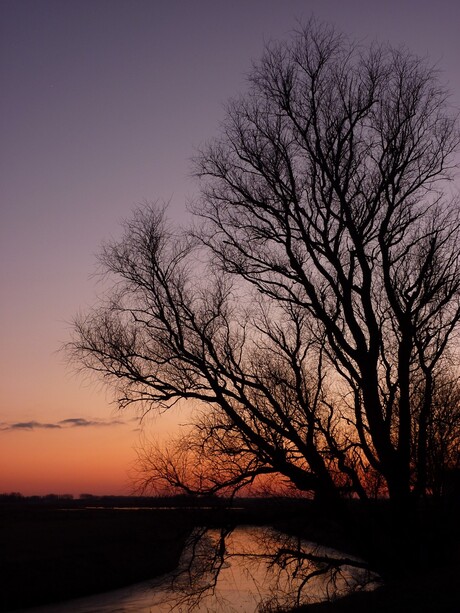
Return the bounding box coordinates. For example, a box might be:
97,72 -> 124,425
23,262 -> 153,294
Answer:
0,401 -> 190,497
0,425 -> 136,496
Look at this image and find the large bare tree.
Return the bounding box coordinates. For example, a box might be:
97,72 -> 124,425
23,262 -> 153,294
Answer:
69,22 -> 460,579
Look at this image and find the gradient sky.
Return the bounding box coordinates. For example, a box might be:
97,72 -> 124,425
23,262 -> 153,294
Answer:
1,0 -> 459,496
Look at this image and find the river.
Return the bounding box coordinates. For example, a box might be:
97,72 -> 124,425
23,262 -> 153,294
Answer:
17,526 -> 377,612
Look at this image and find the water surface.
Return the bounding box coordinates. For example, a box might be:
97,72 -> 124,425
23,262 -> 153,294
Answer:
18,526 -> 376,612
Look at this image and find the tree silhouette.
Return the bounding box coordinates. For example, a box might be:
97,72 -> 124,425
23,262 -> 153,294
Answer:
69,22 -> 460,582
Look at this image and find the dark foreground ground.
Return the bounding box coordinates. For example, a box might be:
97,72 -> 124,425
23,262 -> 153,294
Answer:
289,563 -> 460,613
0,496 -> 311,612
0,503 -> 193,612
1,496 -> 459,612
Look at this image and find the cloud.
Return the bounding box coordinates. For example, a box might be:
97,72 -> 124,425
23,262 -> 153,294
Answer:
1,417 -> 125,432
2,421 -> 62,431
59,418 -> 124,428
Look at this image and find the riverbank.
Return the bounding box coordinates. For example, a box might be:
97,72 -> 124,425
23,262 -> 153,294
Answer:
0,506 -> 192,612
291,561 -> 460,612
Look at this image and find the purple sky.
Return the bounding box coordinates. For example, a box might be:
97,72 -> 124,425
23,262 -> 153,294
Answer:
1,0 -> 459,494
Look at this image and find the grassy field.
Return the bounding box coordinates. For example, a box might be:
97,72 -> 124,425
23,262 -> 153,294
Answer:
0,505 -> 193,612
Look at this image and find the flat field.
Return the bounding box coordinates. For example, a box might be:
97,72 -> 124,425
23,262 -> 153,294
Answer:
0,505 -> 192,612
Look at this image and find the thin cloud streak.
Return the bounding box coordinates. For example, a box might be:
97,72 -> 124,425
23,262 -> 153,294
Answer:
59,418 -> 124,428
1,421 -> 62,431
1,417 -> 125,432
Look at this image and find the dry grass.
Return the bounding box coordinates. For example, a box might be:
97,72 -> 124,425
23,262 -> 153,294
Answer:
0,507 -> 192,611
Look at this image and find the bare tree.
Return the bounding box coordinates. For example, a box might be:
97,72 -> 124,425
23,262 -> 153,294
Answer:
68,21 -> 460,585
193,22 -> 460,504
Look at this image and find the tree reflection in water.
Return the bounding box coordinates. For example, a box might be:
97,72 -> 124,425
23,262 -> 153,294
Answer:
159,526 -> 379,612
18,526 -> 379,613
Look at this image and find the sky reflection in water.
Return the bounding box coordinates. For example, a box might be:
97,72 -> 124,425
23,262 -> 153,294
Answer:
18,526 -> 378,613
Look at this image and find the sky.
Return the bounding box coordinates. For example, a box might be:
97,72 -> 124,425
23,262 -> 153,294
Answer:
1,0 -> 459,496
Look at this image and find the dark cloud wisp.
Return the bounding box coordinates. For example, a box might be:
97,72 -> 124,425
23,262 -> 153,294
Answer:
1,421 -> 62,431
1,417 -> 124,431
59,418 -> 124,428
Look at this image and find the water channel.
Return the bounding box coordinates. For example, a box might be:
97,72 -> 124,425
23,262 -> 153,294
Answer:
18,526 -> 377,612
